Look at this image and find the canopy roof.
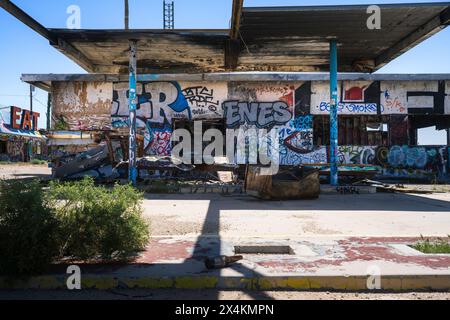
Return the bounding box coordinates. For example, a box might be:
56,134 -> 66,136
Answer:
2,1 -> 450,73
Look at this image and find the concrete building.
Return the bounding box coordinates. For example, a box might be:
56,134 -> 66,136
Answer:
3,1 -> 450,182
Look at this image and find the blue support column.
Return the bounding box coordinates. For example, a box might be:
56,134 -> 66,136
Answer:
128,40 -> 138,186
329,40 -> 339,186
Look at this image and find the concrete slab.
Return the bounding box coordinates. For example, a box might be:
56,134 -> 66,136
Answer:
1,236 -> 449,291
0,164 -> 51,180
143,193 -> 450,237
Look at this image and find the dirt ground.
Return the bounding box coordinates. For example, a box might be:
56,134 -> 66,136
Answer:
0,163 -> 51,180
0,289 -> 448,300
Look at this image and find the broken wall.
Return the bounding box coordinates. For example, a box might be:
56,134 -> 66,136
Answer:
52,82 -> 113,131
49,79 -> 450,180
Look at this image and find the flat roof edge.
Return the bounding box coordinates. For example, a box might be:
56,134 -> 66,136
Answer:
242,2 -> 450,13
21,73 -> 450,85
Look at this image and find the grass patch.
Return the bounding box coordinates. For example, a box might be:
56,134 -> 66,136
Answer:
30,159 -> 47,165
411,236 -> 450,254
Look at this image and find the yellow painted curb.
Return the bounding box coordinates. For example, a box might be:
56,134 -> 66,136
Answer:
0,275 -> 449,291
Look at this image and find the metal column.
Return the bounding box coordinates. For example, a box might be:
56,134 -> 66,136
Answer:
329,40 -> 338,186
128,40 -> 138,186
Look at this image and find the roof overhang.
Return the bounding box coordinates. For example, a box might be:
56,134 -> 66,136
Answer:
2,1 -> 450,73
22,72 -> 450,92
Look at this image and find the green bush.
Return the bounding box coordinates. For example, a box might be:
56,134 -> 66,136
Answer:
46,177 -> 149,261
30,159 -> 47,165
0,180 -> 60,276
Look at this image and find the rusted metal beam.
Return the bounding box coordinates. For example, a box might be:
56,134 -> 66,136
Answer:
224,39 -> 240,69
230,0 -> 244,40
225,0 -> 244,70
0,0 -> 55,41
0,0 -> 96,72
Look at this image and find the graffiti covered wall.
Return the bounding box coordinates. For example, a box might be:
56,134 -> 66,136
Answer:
108,80 -> 450,167
49,79 -> 450,179
337,145 -> 450,180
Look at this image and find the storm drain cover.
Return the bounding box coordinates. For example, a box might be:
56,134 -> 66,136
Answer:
234,245 -> 294,255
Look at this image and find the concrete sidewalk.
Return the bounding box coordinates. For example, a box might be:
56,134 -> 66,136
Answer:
1,192 -> 449,291
2,236 -> 449,291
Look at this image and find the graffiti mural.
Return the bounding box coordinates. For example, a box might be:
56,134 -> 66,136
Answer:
223,101 -> 292,129
337,146 -> 376,165
108,79 -> 450,168
112,81 -> 190,156
180,83 -> 227,118
311,81 -> 381,115
225,82 -> 320,165
337,145 -> 450,180
381,81 -> 448,115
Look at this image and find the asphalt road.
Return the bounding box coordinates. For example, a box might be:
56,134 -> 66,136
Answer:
0,289 -> 449,300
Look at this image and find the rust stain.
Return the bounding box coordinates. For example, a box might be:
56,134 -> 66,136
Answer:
256,237 -> 450,272
52,81 -> 113,130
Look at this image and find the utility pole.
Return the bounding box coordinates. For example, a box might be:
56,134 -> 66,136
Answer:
163,1 -> 174,29
329,40 -> 338,186
128,41 -> 138,186
124,0 -> 129,29
46,92 -> 51,131
29,84 -> 34,112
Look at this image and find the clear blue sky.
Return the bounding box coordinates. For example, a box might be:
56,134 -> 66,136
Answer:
1,0 -> 449,144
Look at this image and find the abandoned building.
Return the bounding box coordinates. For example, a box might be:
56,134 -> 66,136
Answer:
0,106 -> 45,162
3,1 -> 450,184
20,74 -> 450,183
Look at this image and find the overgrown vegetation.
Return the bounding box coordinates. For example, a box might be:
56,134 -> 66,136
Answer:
46,177 -> 149,261
30,159 -> 47,165
0,177 -> 150,276
411,236 -> 450,254
0,180 -> 60,276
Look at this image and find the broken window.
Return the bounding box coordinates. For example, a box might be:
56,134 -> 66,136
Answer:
313,115 -> 390,146
0,141 -> 6,154
417,126 -> 447,146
